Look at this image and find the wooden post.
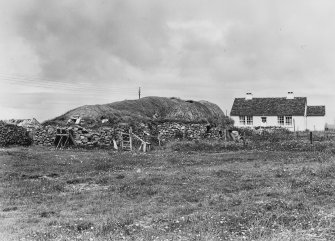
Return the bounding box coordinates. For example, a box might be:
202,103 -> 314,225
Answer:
243,132 -> 246,147
310,131 -> 313,144
129,127 -> 133,151
158,133 -> 161,147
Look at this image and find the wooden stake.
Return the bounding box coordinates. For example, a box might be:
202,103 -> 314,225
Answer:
129,127 -> 133,151
243,132 -> 246,147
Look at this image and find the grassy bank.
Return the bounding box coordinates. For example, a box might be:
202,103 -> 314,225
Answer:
1,146 -> 335,240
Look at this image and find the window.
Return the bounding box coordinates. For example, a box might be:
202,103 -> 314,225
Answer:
278,116 -> 284,125
285,116 -> 292,126
246,116 -> 253,125
239,116 -> 253,125
239,116 -> 246,125
261,117 -> 267,123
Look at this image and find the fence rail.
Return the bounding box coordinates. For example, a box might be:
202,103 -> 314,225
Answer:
285,131 -> 335,144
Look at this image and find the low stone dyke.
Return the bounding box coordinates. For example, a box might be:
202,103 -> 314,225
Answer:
155,122 -> 223,143
31,122 -> 224,148
33,125 -> 120,147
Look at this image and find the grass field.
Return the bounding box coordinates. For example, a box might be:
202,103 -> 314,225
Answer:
1,146 -> 335,240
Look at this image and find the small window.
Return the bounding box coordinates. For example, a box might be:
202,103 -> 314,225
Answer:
285,116 -> 292,126
261,117 -> 267,123
278,116 -> 284,125
239,116 -> 245,125
246,116 -> 253,125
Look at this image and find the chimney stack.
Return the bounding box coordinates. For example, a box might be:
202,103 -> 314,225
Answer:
287,91 -> 294,99
245,92 -> 253,100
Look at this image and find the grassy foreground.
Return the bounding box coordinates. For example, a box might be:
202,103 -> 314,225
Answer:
1,146 -> 335,240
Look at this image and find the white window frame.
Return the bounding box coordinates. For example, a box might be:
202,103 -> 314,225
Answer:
261,117 -> 267,124
278,116 -> 284,126
285,116 -> 292,126
239,116 -> 246,125
246,116 -> 253,125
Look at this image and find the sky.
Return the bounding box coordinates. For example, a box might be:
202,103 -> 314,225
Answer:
0,0 -> 334,123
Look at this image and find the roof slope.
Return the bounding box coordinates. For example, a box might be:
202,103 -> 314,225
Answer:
51,96 -> 225,124
230,97 -> 307,116
307,106 -> 326,116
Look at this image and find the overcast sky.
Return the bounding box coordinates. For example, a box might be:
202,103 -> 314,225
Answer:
0,0 -> 334,123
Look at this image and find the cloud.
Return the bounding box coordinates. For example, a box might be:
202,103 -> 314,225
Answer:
14,0 -> 335,87
1,0 -> 335,121
15,0 -> 170,82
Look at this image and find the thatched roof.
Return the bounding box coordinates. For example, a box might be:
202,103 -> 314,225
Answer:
307,106 -> 326,116
50,96 -> 225,124
230,97 -> 307,116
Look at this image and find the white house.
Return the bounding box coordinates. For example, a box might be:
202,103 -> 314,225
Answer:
230,92 -> 326,131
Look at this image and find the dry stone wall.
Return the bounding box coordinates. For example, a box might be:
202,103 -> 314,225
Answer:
31,122 -> 224,147
155,122 -> 223,143
33,125 -> 120,147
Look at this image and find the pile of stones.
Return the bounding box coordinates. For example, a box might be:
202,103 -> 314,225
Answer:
0,121 -> 33,146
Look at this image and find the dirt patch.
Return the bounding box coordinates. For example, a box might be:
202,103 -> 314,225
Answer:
40,211 -> 56,218
64,183 -> 109,192
66,177 -> 93,184
2,207 -> 18,212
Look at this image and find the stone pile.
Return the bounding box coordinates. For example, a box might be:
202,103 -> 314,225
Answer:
0,121 -> 33,146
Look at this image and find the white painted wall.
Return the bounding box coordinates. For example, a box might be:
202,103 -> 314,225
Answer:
307,116 -> 325,131
293,116 -> 307,132
231,115 -> 307,131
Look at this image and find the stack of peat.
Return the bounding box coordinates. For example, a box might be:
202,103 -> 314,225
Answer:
0,121 -> 33,146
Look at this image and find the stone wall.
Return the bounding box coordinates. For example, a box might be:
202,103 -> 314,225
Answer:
155,122 -> 223,143
31,122 -> 224,148
33,125 -> 120,147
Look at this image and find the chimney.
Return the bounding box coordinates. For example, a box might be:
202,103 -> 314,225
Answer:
245,92 -> 253,100
287,91 -> 294,99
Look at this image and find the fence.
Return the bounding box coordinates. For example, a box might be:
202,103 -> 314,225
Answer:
295,131 -> 335,143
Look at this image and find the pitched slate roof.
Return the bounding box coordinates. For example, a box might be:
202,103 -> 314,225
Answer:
230,97 -> 307,116
307,106 -> 325,116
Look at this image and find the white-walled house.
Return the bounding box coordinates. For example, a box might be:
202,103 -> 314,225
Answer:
230,92 -> 326,131
306,106 -> 326,131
